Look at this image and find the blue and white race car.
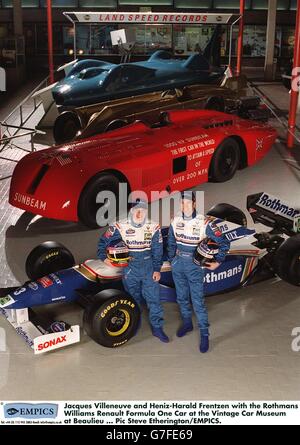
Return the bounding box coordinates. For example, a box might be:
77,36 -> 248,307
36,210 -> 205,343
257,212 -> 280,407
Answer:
1,193 -> 300,354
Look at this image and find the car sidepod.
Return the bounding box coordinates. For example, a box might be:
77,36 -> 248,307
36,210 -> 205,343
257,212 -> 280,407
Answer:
159,255 -> 260,303
158,221 -> 265,302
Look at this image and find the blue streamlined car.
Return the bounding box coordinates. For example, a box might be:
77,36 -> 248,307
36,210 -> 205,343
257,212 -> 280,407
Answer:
1,194 -> 300,354
52,50 -> 224,108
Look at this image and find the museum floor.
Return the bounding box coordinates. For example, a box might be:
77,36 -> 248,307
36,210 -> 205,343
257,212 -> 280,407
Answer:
0,79 -> 300,400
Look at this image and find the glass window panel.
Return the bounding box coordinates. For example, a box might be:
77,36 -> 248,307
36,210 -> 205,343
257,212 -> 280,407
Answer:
275,27 -> 282,58
90,24 -> 117,55
173,24 -> 216,55
119,24 -> 172,55
144,24 -> 172,53
79,0 -> 117,6
36,24 -> 63,54
290,0 -> 297,9
281,27 -> 295,58
214,0 -> 251,8
119,0 -> 172,5
22,0 -> 39,5
243,25 -> 266,56
277,0 -> 289,9
63,25 -> 75,56
36,25 -> 49,54
224,25 -> 268,57
24,24 -> 36,56
0,24 -> 8,39
251,0 -> 268,9
75,24 -> 90,56
174,0 -> 212,7
40,0 -> 78,7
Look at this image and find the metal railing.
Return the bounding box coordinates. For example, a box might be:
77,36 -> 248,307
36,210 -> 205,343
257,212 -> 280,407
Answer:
248,80 -> 300,145
0,75 -> 49,137
0,125 -> 45,181
0,76 -> 49,180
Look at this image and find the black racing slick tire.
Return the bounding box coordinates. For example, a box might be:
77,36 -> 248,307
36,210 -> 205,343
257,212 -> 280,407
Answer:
83,292 -> 141,347
209,137 -> 240,183
274,235 -> 300,286
53,111 -> 82,144
205,97 -> 225,112
207,203 -> 247,227
25,241 -> 75,280
77,173 -> 121,229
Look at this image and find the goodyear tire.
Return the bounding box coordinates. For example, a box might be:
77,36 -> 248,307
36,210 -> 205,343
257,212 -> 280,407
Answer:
83,292 -> 140,347
77,174 -> 120,229
207,203 -> 247,227
274,235 -> 300,286
53,111 -> 82,144
209,137 -> 240,183
25,241 -> 75,280
205,97 -> 225,112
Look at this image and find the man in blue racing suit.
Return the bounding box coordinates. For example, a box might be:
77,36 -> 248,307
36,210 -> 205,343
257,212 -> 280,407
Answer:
98,201 -> 169,343
168,191 -> 230,353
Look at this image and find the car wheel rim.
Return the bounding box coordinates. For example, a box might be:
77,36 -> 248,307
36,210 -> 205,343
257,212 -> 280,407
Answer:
220,146 -> 238,177
105,309 -> 131,337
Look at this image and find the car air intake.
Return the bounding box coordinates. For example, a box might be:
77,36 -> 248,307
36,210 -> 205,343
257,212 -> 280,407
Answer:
203,120 -> 233,130
27,164 -> 50,195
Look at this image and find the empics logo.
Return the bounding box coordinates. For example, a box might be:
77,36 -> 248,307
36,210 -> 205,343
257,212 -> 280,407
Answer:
4,403 -> 58,419
0,66 -> 6,91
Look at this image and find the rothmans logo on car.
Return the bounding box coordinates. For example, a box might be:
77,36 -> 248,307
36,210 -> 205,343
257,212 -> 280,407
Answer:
257,193 -> 300,220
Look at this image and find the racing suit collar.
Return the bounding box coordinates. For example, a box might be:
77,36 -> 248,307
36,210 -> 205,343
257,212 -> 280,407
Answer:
182,210 -> 197,221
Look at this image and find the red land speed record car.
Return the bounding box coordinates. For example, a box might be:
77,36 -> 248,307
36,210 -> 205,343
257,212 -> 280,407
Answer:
9,110 -> 277,228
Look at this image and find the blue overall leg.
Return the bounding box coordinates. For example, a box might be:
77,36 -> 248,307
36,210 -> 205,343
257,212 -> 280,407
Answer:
142,278 -> 164,328
184,259 -> 209,331
172,256 -> 209,330
122,265 -> 143,306
123,259 -> 164,329
171,256 -> 193,321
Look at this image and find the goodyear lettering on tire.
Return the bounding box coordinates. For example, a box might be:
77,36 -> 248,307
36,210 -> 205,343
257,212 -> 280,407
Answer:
100,300 -> 135,318
112,339 -> 128,347
45,251 -> 60,260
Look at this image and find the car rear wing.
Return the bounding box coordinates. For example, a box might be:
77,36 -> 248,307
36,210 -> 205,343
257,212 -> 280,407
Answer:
247,192 -> 300,236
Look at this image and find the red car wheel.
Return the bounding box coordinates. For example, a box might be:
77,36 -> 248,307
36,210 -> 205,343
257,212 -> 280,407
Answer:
77,174 -> 121,229
209,137 -> 240,183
